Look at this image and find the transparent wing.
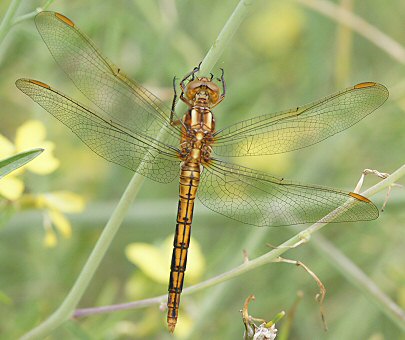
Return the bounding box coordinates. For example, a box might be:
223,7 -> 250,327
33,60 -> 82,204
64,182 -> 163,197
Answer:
35,11 -> 181,145
16,79 -> 181,183
199,159 -> 378,227
213,83 -> 388,156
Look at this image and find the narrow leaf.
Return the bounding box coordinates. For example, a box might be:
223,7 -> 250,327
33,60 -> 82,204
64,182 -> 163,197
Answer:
0,148 -> 44,180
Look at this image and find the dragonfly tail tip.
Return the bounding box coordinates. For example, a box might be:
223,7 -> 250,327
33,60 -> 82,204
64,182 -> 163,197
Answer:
168,320 -> 177,333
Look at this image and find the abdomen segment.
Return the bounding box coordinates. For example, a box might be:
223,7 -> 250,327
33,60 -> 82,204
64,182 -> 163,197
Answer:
167,162 -> 200,332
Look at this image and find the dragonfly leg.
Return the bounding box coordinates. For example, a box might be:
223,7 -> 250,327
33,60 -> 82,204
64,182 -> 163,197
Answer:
219,67 -> 226,97
353,168 -> 397,212
180,63 -> 201,92
177,65 -> 201,109
170,76 -> 182,126
211,68 -> 226,109
179,92 -> 193,108
171,76 -> 177,111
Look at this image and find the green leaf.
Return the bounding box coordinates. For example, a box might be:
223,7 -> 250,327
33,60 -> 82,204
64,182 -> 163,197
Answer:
0,148 -> 44,180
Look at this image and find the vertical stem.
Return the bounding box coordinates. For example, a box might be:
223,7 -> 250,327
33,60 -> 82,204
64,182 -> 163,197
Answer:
199,0 -> 256,75
0,0 -> 22,46
21,174 -> 145,339
334,0 -> 354,88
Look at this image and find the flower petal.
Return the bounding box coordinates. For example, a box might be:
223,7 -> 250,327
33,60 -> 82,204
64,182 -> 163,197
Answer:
49,209 -> 72,238
126,243 -> 167,284
15,120 -> 46,149
43,227 -> 57,248
42,191 -> 85,212
14,120 -> 59,174
0,176 -> 24,200
125,236 -> 205,284
163,236 -> 206,282
0,134 -> 15,159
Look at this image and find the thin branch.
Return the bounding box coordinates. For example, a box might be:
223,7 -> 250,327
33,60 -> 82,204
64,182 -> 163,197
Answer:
297,0 -> 405,64
74,164 -> 405,326
0,0 -> 55,47
274,257 -> 327,331
12,0 -> 56,26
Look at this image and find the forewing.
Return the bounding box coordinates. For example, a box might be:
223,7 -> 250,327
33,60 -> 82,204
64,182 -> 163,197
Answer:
213,83 -> 388,156
199,159 -> 378,227
34,11 -> 181,144
16,79 -> 181,183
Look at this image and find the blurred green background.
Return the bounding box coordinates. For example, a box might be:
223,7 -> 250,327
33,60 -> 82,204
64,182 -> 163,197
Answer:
0,0 -> 404,339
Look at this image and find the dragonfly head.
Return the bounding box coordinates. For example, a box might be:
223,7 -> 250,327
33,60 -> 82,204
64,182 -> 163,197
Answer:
185,77 -> 221,106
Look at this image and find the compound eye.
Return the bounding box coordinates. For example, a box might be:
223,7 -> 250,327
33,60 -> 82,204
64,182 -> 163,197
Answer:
208,90 -> 219,104
186,80 -> 203,99
205,83 -> 220,104
206,82 -> 220,93
186,88 -> 197,100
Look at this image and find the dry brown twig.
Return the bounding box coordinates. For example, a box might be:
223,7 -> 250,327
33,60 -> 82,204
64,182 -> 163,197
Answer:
274,257 -> 328,331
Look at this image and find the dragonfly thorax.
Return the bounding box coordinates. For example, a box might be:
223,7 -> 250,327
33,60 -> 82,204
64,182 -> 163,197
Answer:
182,136 -> 213,163
180,108 -> 215,164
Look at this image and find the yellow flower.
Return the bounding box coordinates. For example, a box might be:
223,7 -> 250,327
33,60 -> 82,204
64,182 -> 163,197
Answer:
43,218 -> 58,248
0,173 -> 24,200
125,236 -> 205,337
35,191 -> 85,247
0,120 -> 59,200
125,235 -> 206,284
38,191 -> 86,213
48,210 -> 72,239
15,120 -> 59,174
1,121 -> 84,247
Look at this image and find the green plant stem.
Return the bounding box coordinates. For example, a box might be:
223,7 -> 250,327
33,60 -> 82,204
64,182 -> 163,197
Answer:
334,0 -> 353,88
74,164 -> 405,331
20,0 -> 257,338
0,0 -> 22,46
297,0 -> 405,64
311,234 -> 405,331
20,173 -> 144,340
199,0 -> 256,75
0,0 -> 56,47
12,0 -> 55,26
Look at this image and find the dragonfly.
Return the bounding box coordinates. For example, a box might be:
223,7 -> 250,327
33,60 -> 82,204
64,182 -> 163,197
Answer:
16,11 -> 388,333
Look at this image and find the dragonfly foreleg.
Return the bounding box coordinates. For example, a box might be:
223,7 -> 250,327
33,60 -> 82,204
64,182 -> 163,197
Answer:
178,66 -> 200,108
180,63 -> 201,92
210,68 -> 226,109
219,68 -> 226,96
170,76 -> 182,126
